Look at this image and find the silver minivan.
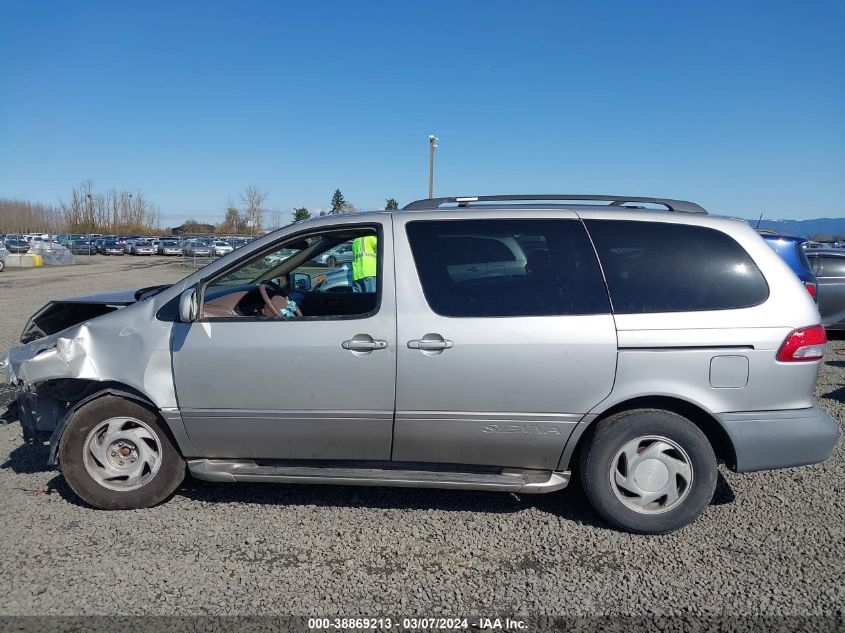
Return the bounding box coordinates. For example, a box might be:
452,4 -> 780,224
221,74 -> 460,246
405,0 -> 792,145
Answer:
2,195 -> 839,533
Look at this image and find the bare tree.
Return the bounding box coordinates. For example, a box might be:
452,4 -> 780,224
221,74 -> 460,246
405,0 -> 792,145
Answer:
240,185 -> 267,234
0,198 -> 61,233
216,199 -> 242,234
55,183 -> 160,235
269,207 -> 283,231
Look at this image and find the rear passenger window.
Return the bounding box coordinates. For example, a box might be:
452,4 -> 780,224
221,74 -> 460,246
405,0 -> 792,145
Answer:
406,219 -> 610,317
585,220 -> 769,313
821,256 -> 845,277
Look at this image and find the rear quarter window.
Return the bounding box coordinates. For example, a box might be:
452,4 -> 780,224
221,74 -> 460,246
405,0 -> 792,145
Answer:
585,220 -> 769,313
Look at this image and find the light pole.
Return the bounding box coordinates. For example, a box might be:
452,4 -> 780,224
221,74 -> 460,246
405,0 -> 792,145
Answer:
428,134 -> 438,198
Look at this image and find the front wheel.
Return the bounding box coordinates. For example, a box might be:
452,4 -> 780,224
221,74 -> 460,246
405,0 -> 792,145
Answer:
580,409 -> 717,534
326,255 -> 337,268
58,396 -> 185,509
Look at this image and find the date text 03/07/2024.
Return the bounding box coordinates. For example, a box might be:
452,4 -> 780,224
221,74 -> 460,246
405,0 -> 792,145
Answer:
306,617 -> 527,630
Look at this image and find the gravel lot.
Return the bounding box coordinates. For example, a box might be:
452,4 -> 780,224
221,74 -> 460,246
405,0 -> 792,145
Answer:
0,258 -> 843,618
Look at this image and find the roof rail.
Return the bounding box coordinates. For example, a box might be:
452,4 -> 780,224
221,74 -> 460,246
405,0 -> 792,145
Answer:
402,194 -> 707,214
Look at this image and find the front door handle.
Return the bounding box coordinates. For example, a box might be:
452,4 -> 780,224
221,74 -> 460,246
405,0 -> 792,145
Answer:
407,333 -> 454,354
342,334 -> 388,353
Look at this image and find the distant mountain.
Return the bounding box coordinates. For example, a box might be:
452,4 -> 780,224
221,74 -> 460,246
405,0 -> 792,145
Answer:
734,217 -> 845,240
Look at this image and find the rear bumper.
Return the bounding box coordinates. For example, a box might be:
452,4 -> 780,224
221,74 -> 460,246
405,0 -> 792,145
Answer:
716,406 -> 839,472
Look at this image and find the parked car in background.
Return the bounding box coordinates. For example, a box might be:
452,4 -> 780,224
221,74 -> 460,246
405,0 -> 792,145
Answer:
183,238 -> 213,257
311,242 -> 354,267
756,229 -> 817,300
69,239 -> 96,255
805,248 -> 845,330
130,240 -> 156,256
4,236 -> 30,253
101,240 -> 125,256
157,240 -> 183,256
0,242 -> 7,271
59,234 -> 86,247
226,236 -> 251,250
211,240 -> 234,257
94,236 -> 116,253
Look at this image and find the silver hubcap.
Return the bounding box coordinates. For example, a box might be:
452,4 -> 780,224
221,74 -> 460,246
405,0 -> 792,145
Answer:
82,417 -> 162,491
610,435 -> 693,514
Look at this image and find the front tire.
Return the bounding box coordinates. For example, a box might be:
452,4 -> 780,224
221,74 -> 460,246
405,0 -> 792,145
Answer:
326,255 -> 337,268
58,396 -> 185,510
580,408 -> 717,534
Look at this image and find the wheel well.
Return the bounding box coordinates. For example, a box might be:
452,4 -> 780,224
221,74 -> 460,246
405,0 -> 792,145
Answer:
34,379 -> 185,462
572,396 -> 737,470
36,378 -> 153,408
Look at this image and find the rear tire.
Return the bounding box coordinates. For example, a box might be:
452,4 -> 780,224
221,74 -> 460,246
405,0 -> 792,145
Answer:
580,408 -> 717,534
58,396 -> 185,510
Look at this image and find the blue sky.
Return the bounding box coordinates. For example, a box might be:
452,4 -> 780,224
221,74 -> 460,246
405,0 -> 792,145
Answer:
1,1 -> 843,225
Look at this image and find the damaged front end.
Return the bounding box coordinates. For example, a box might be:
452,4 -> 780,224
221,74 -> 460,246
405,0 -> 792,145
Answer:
1,287 -> 182,465
1,332 -> 81,445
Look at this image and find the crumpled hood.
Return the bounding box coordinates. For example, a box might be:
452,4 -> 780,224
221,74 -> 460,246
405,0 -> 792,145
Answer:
18,288 -> 142,344
58,288 -> 142,304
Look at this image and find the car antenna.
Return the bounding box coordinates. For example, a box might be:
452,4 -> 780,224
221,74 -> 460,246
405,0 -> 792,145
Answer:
755,213 -> 764,229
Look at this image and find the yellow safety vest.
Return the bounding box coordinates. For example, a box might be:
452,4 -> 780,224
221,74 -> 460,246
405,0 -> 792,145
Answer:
352,236 -> 377,280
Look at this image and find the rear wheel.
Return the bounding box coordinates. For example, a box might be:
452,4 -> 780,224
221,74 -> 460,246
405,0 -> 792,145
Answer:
580,408 -> 717,534
58,396 -> 185,510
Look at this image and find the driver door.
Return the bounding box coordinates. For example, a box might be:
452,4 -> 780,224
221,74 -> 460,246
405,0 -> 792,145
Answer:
171,219 -> 396,461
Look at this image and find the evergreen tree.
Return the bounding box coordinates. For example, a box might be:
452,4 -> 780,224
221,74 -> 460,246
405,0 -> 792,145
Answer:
292,207 -> 311,222
385,198 -> 399,210
330,189 -> 346,214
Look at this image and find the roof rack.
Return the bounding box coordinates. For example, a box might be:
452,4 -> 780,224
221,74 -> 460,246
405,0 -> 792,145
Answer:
402,194 -> 707,214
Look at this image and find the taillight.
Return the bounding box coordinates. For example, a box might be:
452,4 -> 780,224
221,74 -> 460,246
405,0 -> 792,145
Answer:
777,325 -> 827,362
805,281 -> 817,301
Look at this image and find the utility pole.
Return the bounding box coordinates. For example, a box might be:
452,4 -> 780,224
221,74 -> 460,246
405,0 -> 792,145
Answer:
428,134 -> 438,198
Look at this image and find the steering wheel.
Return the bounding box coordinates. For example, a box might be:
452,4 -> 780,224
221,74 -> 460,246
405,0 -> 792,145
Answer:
258,281 -> 302,319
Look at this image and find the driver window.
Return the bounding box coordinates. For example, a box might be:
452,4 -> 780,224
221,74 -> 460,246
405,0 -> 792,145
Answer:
201,227 -> 380,320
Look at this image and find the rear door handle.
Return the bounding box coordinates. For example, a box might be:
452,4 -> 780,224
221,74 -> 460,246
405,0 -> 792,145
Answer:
408,339 -> 453,350
342,334 -> 388,353
407,333 -> 453,353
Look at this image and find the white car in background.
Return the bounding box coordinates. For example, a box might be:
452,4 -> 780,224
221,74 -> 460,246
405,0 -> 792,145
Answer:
211,240 -> 234,257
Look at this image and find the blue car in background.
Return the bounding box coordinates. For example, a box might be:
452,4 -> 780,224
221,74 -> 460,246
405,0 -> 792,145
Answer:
756,229 -> 817,300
